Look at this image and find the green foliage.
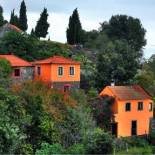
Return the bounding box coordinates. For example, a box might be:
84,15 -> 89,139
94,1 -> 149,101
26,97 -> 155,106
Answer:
101,15 -> 146,51
96,39 -> 139,90
19,0 -> 28,31
0,59 -> 12,78
59,90 -> 96,147
66,8 -> 84,44
0,31 -> 72,61
149,130 -> 155,145
36,143 -> 85,155
84,128 -> 113,154
0,6 -> 4,26
10,9 -> 20,28
116,146 -> 152,155
35,8 -> 49,38
65,143 -> 85,154
35,143 -> 64,155
134,58 -> 155,96
0,87 -> 31,154
89,95 -> 115,130
88,87 -> 98,99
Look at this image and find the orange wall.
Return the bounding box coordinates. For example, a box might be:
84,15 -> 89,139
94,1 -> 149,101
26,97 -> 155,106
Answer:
115,99 -> 153,137
34,64 -> 80,82
34,64 -> 51,82
100,87 -> 153,137
51,64 -> 80,82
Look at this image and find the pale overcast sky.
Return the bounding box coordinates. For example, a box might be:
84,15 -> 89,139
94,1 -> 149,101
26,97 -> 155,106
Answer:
0,0 -> 155,58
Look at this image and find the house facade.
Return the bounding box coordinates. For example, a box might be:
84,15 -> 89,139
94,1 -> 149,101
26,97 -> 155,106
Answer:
100,85 -> 153,137
32,56 -> 80,91
0,55 -> 34,82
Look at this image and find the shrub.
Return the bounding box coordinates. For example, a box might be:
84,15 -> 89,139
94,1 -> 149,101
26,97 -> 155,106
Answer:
85,128 -> 113,154
65,144 -> 85,154
35,143 -> 64,155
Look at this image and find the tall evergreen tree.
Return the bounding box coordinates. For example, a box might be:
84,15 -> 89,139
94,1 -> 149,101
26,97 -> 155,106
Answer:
10,9 -> 19,27
66,8 -> 83,45
19,0 -> 28,31
0,6 -> 4,26
34,8 -> 49,38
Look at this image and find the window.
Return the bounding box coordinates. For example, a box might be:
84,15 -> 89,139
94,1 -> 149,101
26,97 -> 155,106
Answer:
70,67 -> 75,75
138,102 -> 143,111
14,69 -> 20,77
125,102 -> 131,111
149,102 -> 153,112
58,67 -> 63,76
37,66 -> 41,75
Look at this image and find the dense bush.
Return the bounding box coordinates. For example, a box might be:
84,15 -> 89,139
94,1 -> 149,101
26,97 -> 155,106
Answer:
84,128 -> 114,154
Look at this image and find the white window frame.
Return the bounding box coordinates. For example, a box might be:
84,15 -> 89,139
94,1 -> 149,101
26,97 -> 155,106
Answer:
58,66 -> 63,76
69,66 -> 75,76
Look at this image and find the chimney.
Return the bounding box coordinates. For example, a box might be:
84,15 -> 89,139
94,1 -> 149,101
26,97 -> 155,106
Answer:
111,79 -> 115,86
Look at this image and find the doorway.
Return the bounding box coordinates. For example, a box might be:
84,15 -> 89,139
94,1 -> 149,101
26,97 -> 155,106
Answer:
112,123 -> 118,137
131,120 -> 137,136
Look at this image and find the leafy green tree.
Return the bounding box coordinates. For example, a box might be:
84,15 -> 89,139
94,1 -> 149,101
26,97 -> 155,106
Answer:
0,31 -> 72,61
84,128 -> 113,154
10,9 -> 20,27
0,31 -> 38,60
89,95 -> 115,131
0,87 -> 31,154
0,59 -> 12,78
30,28 -> 36,37
59,90 -> 96,147
0,59 -> 12,88
101,15 -> 146,52
19,0 -> 28,31
66,8 -> 83,45
83,30 -> 99,48
148,54 -> 155,77
0,6 -> 4,26
34,8 -> 49,38
96,39 -> 140,90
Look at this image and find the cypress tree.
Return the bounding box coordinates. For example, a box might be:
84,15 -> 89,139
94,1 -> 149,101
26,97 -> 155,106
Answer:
10,9 -> 20,27
0,6 -> 4,26
19,0 -> 28,31
30,28 -> 36,37
34,8 -> 49,38
66,8 -> 83,45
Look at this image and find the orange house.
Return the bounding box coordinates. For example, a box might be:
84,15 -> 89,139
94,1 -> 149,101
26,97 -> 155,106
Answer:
100,85 -> 153,137
0,54 -> 34,82
33,56 -> 80,91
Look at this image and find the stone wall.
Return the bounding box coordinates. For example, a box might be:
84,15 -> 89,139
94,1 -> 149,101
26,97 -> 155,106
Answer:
52,81 -> 80,90
12,67 -> 34,83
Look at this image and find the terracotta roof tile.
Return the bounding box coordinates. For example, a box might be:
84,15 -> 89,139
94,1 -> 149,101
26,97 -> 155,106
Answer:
7,23 -> 23,33
0,55 -> 32,67
107,85 -> 151,100
33,56 -> 80,65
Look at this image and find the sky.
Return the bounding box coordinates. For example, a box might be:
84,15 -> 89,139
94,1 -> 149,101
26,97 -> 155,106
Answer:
0,0 -> 155,58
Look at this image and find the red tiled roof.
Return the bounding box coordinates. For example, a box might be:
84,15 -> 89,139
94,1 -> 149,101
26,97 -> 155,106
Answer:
33,56 -> 80,65
107,85 -> 151,100
0,55 -> 32,67
7,23 -> 23,33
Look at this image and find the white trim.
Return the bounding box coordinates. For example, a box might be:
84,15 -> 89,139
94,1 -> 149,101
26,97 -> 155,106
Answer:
58,66 -> 64,77
69,66 -> 75,76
